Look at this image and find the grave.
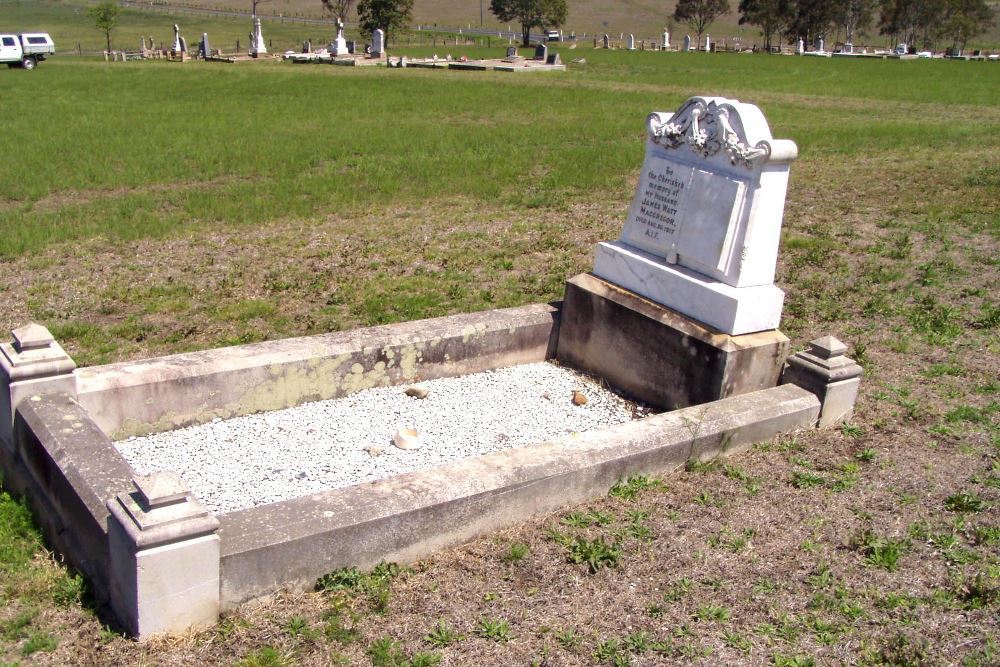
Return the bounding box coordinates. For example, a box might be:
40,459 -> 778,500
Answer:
250,17 -> 266,57
684,34 -> 692,51
372,28 -> 384,57
0,96 -> 857,639
330,17 -> 348,55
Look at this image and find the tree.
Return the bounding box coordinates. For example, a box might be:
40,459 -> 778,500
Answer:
356,0 -> 413,46
791,0 -> 837,45
738,0 -> 794,50
320,0 -> 356,21
673,0 -> 731,44
88,0 -> 122,53
833,0 -> 878,44
490,0 -> 568,46
942,0 -> 994,50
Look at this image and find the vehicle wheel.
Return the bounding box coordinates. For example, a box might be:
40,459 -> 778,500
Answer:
22,56 -> 35,70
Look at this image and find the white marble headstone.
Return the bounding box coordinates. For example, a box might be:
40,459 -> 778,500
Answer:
372,28 -> 384,55
592,96 -> 798,335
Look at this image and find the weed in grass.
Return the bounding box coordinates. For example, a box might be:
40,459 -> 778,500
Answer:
283,615 -> 312,639
594,638 -> 622,662
501,541 -> 529,563
566,536 -> 622,573
623,631 -> 651,653
367,637 -> 407,667
562,510 -> 615,527
554,627 -> 582,651
964,639 -> 999,667
693,491 -> 721,506
945,492 -> 986,513
322,613 -> 360,646
841,423 -> 865,439
722,463 -> 762,495
790,471 -> 826,489
908,294 -> 963,344
546,527 -> 573,547
646,603 -> 665,618
98,625 -> 124,644
723,630 -> 752,653
876,632 -> 933,667
695,605 -> 730,623
317,562 -> 402,614
840,601 -> 866,621
972,525 -> 1000,546
776,614 -> 802,642
953,570 -> 999,610
663,578 -> 694,602
234,647 -> 287,667
685,459 -> 718,474
49,572 -> 84,607
853,530 -> 909,571
947,404 -> 998,424
409,653 -> 442,667
808,564 -> 835,589
26,632 -> 61,661
474,617 -> 512,643
855,448 -> 878,462
772,654 -> 815,667
1,609 -> 36,642
609,475 -> 666,500
809,616 -> 840,645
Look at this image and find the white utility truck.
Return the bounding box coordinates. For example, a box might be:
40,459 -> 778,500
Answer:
0,33 -> 55,69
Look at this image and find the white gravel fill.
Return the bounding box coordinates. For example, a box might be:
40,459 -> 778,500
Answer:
115,362 -> 640,515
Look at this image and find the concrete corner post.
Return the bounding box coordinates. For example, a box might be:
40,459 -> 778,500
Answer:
782,335 -> 862,428
0,323 -> 76,453
107,472 -> 221,638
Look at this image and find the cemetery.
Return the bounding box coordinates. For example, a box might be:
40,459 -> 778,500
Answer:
0,2 -> 997,660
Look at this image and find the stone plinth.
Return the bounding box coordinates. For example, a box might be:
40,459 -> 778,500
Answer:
557,273 -> 789,410
107,472 -> 220,638
782,336 -> 862,427
594,241 -> 784,334
0,323 -> 76,452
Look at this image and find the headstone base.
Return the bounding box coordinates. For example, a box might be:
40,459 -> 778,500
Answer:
593,240 -> 784,335
557,273 -> 789,411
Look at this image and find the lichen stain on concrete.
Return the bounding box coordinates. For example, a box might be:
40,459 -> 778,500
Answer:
397,344 -> 422,379
460,323 -> 489,344
239,355 -> 353,416
338,359 -> 391,396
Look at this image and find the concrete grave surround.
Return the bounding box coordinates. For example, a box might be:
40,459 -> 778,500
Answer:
593,96 -> 798,335
0,99 -> 858,639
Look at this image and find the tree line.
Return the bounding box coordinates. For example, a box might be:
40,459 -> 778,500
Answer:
678,0 -> 994,52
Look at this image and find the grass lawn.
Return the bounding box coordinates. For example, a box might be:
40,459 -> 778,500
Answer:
0,39 -> 998,667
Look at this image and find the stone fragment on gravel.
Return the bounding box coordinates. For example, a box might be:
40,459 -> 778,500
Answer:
404,385 -> 429,399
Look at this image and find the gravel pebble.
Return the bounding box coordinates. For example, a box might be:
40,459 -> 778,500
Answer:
115,362 -> 639,515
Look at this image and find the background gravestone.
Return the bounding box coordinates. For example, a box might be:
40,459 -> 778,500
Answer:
372,29 -> 384,56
